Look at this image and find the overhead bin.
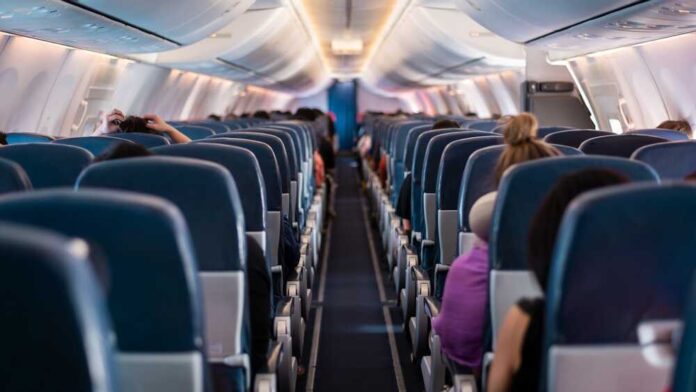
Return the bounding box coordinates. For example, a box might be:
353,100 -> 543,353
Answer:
70,0 -> 256,45
0,0 -> 176,53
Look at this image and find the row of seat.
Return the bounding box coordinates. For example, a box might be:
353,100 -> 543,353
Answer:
0,119 -> 327,392
363,115 -> 696,392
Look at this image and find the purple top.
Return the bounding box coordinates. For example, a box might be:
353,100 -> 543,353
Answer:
432,243 -> 489,369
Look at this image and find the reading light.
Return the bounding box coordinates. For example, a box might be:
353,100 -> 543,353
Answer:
331,38 -> 364,55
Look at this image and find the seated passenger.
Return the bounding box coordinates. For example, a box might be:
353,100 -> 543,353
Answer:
432,191 -> 496,373
487,169 -> 629,392
246,235 -> 273,380
252,110 -> 271,120
207,114 -> 222,122
657,119 -> 692,138
314,151 -> 325,188
93,109 -> 191,144
0,131 -> 6,145
93,142 -> 153,163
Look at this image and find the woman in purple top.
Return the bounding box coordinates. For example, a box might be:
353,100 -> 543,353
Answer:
432,191 -> 496,371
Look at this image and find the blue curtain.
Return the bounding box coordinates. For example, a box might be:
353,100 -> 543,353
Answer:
328,80 -> 357,150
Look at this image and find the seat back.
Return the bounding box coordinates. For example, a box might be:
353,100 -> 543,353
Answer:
390,122 -> 432,201
0,223 -> 118,392
0,157 -> 32,194
108,132 -> 170,147
0,143 -> 92,188
437,136 -> 503,264
627,128 -> 689,141
467,120 -> 499,132
53,136 -> 129,156
403,124 -> 436,176
544,129 -> 613,148
632,140 -> 696,180
153,143 -> 267,253
77,157 -> 250,381
489,156 -> 659,345
674,280 -> 696,392
5,132 -> 54,144
546,184 -> 696,392
192,121 -> 230,134
536,126 -> 574,139
580,134 -> 668,158
176,125 -> 215,140
0,190 -> 207,392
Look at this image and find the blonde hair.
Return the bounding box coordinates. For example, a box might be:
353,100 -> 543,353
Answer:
494,113 -> 560,183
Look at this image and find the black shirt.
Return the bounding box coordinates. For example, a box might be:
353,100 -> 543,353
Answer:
318,137 -> 336,170
246,236 -> 272,378
396,174 -> 412,220
511,297 -> 545,392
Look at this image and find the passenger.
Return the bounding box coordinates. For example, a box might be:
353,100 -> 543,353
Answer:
94,109 -> 191,144
657,119 -> 692,138
395,119 -> 460,232
487,169 -> 629,392
245,235 -> 273,382
0,131 -> 6,145
93,142 -> 153,162
314,151 -> 325,188
431,191 -> 496,374
207,114 -> 222,122
252,110 -> 271,120
494,113 -> 560,183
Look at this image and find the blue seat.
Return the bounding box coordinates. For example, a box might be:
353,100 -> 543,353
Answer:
437,136 -> 503,264
176,125 -> 215,140
5,132 -> 54,144
467,120 -> 499,132
404,125 -> 440,177
390,122 -> 432,203
0,190 -> 207,391
537,126 -> 574,139
545,184 -> 696,391
53,136 -> 129,156
0,143 -> 92,188
266,124 -> 312,211
0,157 -> 32,194
632,140 -> 696,180
544,129 -> 614,148
192,121 -> 230,134
580,134 -> 668,158
109,132 -> 170,147
674,279 -> 696,392
489,156 -> 658,345
627,128 -> 689,141
0,223 -> 118,392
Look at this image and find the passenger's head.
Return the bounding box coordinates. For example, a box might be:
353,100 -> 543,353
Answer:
207,114 -> 222,122
657,120 -> 692,138
469,191 -> 496,243
432,119 -> 459,130
494,113 -> 560,183
295,107 -> 318,121
118,116 -> 154,134
0,131 -> 6,146
686,171 -> 696,182
527,169 -> 629,291
253,110 -> 270,120
94,142 -> 153,163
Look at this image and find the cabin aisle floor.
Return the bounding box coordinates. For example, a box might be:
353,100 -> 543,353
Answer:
311,156 -> 423,392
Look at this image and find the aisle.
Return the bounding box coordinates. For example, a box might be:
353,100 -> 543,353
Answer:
311,157 -> 403,392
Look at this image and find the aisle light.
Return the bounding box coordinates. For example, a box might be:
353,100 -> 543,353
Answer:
287,0 -> 332,74
360,0 -> 413,75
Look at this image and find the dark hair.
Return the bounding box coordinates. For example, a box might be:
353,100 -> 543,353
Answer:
686,171 -> 696,182
207,114 -> 222,122
527,169 -> 629,291
432,119 -> 459,130
295,107 -> 318,121
94,142 -> 153,163
252,110 -> 270,120
118,116 -> 156,135
0,131 -> 6,146
657,120 -> 692,137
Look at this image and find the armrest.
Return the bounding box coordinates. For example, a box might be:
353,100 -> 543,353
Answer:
254,342 -> 282,392
271,266 -> 283,300
433,264 -> 450,300
453,375 -> 478,392
638,320 -> 682,368
424,296 -> 441,318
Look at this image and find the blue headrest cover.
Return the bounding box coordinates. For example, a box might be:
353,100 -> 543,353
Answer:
458,145 -> 504,231
544,129 -> 614,148
423,131 -> 494,193
0,190 -> 203,352
153,143 -> 266,231
0,157 -> 32,194
53,136 -> 129,156
404,125 -> 439,172
175,125 -> 215,140
0,143 -> 92,189
627,128 -> 689,141
536,126 -> 574,139
0,223 -> 118,391
6,132 -> 54,144
468,121 -> 499,132
109,132 -> 170,148
78,157 -> 246,272
438,136 -> 503,210
632,141 -> 696,180
580,134 -> 668,158
547,183 -> 696,346
264,125 -> 306,162
492,156 -> 658,270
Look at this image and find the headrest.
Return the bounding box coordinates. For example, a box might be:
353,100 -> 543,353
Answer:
467,120 -> 500,132
109,132 -> 170,148
391,121 -> 431,158
580,134 -> 668,158
214,129 -> 300,175
470,192 -> 496,242
53,136 -> 130,156
0,223 -> 117,391
403,124 -> 436,171
423,131 -> 495,193
264,125 -> 307,162
0,143 -> 92,189
547,183 -> 696,347
5,132 -> 54,144
552,144 -> 583,156
199,138 -> 281,211
537,126 -> 574,139
632,141 -> 696,180
459,145 -> 503,231
673,279 -> 696,392
77,156 -> 246,272
152,143 -> 266,232
189,121 -> 229,134
627,128 -> 689,141
412,129 -> 468,181
544,129 -> 614,148
0,189 -> 203,352
0,157 -> 32,194
492,156 -> 658,270
175,125 -> 215,140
